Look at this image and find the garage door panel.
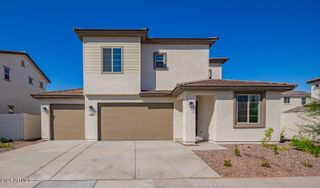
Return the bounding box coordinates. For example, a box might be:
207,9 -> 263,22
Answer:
52,104 -> 85,140
100,103 -> 173,140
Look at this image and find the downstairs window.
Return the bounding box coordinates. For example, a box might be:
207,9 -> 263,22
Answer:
235,93 -> 265,128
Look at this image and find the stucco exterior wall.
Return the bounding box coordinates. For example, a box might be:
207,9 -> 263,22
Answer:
213,91 -> 281,143
0,53 -> 47,114
281,111 -> 318,139
24,114 -> 41,140
197,95 -> 214,140
141,44 -> 210,90
83,37 -> 141,95
0,113 -> 40,140
39,99 -> 84,140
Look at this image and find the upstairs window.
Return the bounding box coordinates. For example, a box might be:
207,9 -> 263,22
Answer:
21,60 -> 25,67
315,83 -> 320,89
102,47 -> 122,73
284,97 -> 290,104
154,53 -> 167,69
3,66 -> 10,81
39,81 -> 44,89
28,77 -> 33,85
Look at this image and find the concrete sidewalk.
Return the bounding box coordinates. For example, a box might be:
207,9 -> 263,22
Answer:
1,176 -> 319,188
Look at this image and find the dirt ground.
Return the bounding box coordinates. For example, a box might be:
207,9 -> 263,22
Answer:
194,143 -> 320,177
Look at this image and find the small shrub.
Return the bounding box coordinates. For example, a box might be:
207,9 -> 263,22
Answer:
224,160 -> 232,167
234,146 -> 241,157
261,160 -> 271,168
302,161 -> 313,168
262,128 -> 274,147
273,145 -> 279,155
0,136 -> 12,143
291,136 -> 320,157
0,142 -> 11,149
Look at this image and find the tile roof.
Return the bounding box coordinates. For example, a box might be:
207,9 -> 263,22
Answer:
31,88 -> 84,99
32,80 -> 296,99
281,90 -> 310,97
306,77 -> 320,84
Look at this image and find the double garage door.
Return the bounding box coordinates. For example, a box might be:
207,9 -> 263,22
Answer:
51,103 -> 173,140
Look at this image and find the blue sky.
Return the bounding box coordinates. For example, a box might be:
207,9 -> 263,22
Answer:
0,0 -> 319,91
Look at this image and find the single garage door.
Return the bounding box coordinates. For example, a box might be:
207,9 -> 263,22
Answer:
99,103 -> 173,140
51,104 -> 85,140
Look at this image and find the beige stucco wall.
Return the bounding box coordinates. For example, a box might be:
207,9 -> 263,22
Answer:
212,91 -> 281,143
39,99 -> 84,140
0,113 -> 40,140
141,44 -> 210,91
83,37 -> 141,95
281,111 -> 318,139
23,114 -> 41,140
0,53 -> 47,114
197,95 -> 214,140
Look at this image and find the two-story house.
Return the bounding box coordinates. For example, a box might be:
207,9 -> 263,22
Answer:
0,50 -> 50,114
32,28 -> 296,144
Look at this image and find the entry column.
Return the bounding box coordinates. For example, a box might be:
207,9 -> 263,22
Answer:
182,92 -> 196,145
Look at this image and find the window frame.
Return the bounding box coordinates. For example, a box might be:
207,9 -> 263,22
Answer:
101,47 -> 123,74
28,76 -> 34,85
21,60 -> 25,67
284,97 -> 290,104
153,52 -> 167,70
39,81 -> 44,89
3,66 -> 10,81
234,92 -> 265,129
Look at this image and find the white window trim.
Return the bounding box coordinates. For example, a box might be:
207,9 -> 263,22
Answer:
101,47 -> 123,74
236,94 -> 261,125
154,52 -> 167,69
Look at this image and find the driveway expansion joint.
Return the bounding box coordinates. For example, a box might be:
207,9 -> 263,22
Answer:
49,141 -> 96,180
27,141 -> 86,179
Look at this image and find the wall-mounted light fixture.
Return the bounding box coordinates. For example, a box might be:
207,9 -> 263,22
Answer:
189,101 -> 195,110
89,106 -> 96,113
42,106 -> 48,113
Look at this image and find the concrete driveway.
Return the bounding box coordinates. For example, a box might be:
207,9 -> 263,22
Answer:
0,140 -> 219,187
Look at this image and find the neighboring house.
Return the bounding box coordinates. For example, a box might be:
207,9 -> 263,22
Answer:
281,90 -> 309,112
32,28 -> 296,144
281,80 -> 319,139
0,50 -> 50,114
306,77 -> 320,100
0,50 -> 50,140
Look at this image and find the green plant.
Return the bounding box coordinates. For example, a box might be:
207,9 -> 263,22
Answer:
291,136 -> 320,157
300,98 -> 320,142
302,161 -> 313,168
280,127 -> 286,142
224,160 -> 232,167
262,128 -> 274,147
0,142 -> 11,149
234,146 -> 241,157
261,160 -> 271,168
0,136 -> 12,143
273,144 -> 279,154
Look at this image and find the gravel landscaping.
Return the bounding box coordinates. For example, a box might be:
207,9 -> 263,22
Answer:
194,143 -> 320,177
0,139 -> 43,153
